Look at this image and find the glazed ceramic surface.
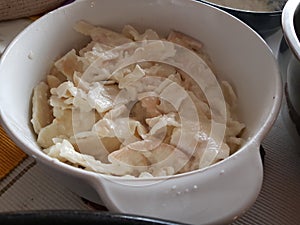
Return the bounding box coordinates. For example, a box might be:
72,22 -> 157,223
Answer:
0,0 -> 282,224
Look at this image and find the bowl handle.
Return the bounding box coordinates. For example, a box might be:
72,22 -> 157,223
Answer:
90,142 -> 263,225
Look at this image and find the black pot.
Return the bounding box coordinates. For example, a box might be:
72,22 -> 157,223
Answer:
197,0 -> 286,37
281,0 -> 300,136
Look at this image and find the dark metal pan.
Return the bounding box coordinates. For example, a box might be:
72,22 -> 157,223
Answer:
0,210 -> 187,225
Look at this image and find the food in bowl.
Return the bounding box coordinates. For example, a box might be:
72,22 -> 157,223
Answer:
31,21 -> 245,178
204,0 -> 285,11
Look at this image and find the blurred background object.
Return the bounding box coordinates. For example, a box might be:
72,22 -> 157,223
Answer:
0,0 -> 73,21
198,0 -> 287,37
281,0 -> 300,140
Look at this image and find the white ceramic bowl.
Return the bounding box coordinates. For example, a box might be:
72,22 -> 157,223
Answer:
0,0 -> 282,224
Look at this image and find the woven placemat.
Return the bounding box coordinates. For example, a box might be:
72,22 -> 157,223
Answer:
0,125 -> 27,180
0,0 -> 66,21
